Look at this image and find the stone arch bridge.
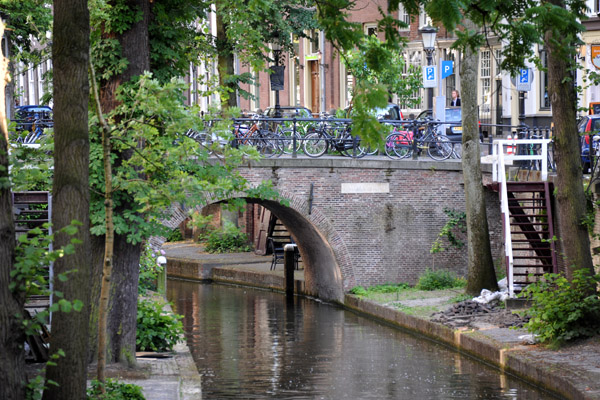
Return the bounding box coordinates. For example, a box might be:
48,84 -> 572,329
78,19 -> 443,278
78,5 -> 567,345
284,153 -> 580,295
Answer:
162,157 -> 503,303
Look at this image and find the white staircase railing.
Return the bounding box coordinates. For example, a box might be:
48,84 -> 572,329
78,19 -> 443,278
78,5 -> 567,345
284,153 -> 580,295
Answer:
490,138 -> 552,297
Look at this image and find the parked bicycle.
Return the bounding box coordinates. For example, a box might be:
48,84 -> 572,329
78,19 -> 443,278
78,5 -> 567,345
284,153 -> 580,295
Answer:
232,115 -> 279,157
384,119 -> 454,161
302,114 -> 364,158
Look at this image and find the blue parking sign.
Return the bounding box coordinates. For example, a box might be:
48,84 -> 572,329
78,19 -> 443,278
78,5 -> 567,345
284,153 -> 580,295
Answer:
441,61 -> 453,79
519,68 -> 529,83
516,68 -> 533,91
423,66 -> 437,88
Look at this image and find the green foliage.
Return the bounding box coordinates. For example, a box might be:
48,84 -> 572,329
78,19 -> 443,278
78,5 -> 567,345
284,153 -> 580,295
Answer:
519,269 -> 600,347
349,282 -> 410,296
26,350 -> 64,400
136,298 -> 184,352
138,245 -> 165,294
349,286 -> 368,296
0,0 -> 52,66
367,282 -> 411,293
11,221 -> 81,298
165,227 -> 184,242
416,269 -> 466,291
204,221 -> 252,253
87,378 -> 145,400
343,36 -> 421,109
431,208 -> 467,254
450,292 -> 472,303
8,131 -> 54,191
87,74 -> 280,245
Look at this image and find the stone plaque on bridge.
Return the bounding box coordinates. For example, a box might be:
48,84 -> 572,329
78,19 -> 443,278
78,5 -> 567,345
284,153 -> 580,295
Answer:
341,183 -> 390,194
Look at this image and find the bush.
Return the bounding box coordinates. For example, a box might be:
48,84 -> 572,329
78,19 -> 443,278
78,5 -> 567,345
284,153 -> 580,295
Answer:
204,221 -> 252,253
87,378 -> 145,400
349,286 -> 368,296
416,269 -> 466,291
520,269 -> 600,347
165,227 -> 184,242
136,298 -> 184,352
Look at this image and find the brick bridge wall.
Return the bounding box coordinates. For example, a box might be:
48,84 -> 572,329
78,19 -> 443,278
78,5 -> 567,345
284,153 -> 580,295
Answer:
157,157 -> 504,301
235,158 -> 504,295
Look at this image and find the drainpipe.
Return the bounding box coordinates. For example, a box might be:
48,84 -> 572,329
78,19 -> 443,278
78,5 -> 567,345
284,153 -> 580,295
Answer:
320,30 -> 326,114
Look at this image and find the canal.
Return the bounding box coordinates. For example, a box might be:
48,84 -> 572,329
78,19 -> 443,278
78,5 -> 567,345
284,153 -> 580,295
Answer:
167,279 -> 558,399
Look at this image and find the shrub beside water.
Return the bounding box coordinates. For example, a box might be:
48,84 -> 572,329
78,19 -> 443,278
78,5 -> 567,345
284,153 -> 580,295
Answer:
136,298 -> 184,352
204,221 -> 252,253
416,269 -> 466,291
519,269 -> 600,347
87,378 -> 145,400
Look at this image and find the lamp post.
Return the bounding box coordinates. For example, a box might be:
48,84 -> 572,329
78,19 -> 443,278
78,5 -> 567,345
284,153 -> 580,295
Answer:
420,26 -> 437,114
271,41 -> 284,118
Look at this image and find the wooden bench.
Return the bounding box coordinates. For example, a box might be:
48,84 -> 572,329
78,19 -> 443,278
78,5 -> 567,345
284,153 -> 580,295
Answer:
267,237 -> 299,270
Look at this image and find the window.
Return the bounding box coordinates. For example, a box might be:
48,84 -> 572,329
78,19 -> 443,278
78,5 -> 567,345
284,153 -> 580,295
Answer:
308,30 -> 320,54
480,50 -> 491,113
419,6 -> 432,28
399,50 -> 422,110
288,34 -> 301,106
364,23 -> 378,37
444,53 -> 456,105
540,48 -> 550,109
398,5 -> 410,31
495,49 -> 503,76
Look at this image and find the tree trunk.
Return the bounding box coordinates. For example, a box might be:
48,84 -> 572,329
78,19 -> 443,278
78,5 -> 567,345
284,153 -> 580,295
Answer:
107,236 -> 142,363
0,19 -> 27,400
92,0 -> 150,369
544,3 -> 594,278
43,0 -> 91,398
216,7 -> 238,108
460,19 -> 498,295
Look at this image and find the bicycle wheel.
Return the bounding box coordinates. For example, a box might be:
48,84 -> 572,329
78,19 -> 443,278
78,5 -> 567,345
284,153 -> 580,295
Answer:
387,132 -> 413,159
341,135 -> 367,158
427,135 -> 454,161
256,130 -> 281,158
278,128 -> 302,155
451,142 -> 462,159
303,131 -> 328,158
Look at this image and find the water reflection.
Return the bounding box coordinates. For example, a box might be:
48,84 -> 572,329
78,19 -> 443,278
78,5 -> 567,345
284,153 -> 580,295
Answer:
167,280 -> 558,399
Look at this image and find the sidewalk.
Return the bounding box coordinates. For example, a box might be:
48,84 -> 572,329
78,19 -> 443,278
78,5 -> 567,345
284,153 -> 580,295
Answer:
91,296 -> 202,400
162,241 -> 600,400
112,341 -> 201,400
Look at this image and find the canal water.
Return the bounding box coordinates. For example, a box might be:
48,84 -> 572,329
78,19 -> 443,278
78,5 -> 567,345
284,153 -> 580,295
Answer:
167,279 -> 558,399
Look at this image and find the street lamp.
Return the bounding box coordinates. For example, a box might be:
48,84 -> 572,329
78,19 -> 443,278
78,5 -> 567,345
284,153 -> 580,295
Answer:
420,25 -> 437,114
270,41 -> 285,119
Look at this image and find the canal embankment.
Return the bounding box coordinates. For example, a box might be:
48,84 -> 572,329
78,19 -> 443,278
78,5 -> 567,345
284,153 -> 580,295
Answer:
163,241 -> 600,400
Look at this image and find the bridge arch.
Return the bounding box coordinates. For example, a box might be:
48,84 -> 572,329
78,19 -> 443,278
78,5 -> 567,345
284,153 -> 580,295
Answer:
156,190 -> 351,303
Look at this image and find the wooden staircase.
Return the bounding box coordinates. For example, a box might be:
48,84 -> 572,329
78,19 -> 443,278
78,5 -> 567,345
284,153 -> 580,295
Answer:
504,182 -> 558,292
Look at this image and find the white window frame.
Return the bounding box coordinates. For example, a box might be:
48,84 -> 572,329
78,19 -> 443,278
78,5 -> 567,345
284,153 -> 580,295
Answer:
400,50 -> 423,111
398,5 -> 410,31
480,50 -> 491,113
419,7 -> 433,28
364,23 -> 378,37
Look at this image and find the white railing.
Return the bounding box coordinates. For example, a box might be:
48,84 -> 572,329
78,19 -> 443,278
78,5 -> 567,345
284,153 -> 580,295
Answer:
490,138 -> 552,297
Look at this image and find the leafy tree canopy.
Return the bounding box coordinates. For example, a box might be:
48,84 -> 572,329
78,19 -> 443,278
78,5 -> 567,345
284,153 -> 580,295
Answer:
0,0 -> 52,65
